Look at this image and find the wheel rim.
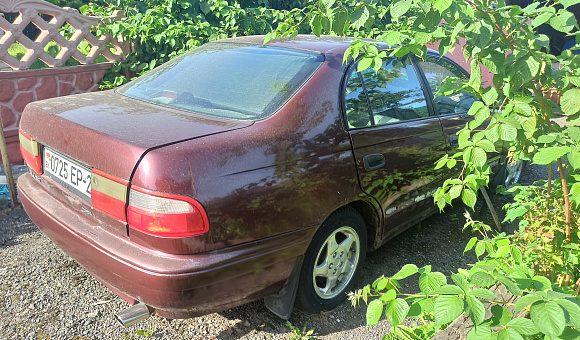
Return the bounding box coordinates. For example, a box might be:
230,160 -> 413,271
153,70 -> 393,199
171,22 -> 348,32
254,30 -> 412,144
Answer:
505,159 -> 523,188
312,226 -> 360,300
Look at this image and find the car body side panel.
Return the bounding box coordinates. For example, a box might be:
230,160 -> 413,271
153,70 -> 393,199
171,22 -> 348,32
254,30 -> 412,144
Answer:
349,118 -> 448,240
130,55 -> 370,252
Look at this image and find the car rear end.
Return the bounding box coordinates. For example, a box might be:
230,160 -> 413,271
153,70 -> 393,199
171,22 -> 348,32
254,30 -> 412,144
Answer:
17,40 -> 326,318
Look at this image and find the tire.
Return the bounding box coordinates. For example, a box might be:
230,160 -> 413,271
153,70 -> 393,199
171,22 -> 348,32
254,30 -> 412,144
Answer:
295,207 -> 367,313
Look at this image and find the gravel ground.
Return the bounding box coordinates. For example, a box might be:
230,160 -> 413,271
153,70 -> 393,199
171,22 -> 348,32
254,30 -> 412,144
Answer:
0,163 -> 548,340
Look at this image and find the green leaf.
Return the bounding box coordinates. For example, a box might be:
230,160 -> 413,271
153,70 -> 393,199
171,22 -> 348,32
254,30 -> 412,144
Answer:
514,100 -> 533,116
467,326 -> 493,340
366,299 -> 383,326
537,134 -> 557,144
464,237 -> 477,253
468,288 -> 497,300
434,284 -> 465,295
497,328 -> 524,340
470,271 -> 496,288
475,241 -> 485,257
200,1 -> 211,14
503,205 -> 527,223
567,147 -> 580,170
514,294 -> 543,313
559,0 -> 580,8
382,31 -> 401,46
390,0 -> 411,20
554,328 -> 580,340
472,147 -> 487,167
419,271 -> 447,294
465,21 -> 492,50
499,124 -> 517,141
379,289 -> 397,303
532,276 -> 552,291
470,60 -> 482,90
533,146 -> 570,165
549,10 -> 577,33
554,298 -> 580,328
482,87 -> 498,106
532,12 -> 553,27
507,318 -> 539,335
357,57 -> 373,72
478,140 -> 496,153
560,88 -> 580,115
384,298 -> 410,327
434,295 -> 463,326
462,188 -> 477,209
486,124 -> 500,143
529,301 -> 566,338
467,101 -> 485,116
491,305 -> 513,326
392,264 -> 419,280
513,55 -> 540,85
310,14 -> 322,36
320,0 -> 335,10
351,6 -> 370,30
465,295 -> 486,325
433,0 -> 452,12
570,182 -> 580,206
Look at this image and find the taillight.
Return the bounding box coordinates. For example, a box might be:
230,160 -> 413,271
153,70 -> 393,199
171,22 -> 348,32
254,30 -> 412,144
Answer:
19,129 -> 43,175
127,187 -> 209,238
90,169 -> 128,222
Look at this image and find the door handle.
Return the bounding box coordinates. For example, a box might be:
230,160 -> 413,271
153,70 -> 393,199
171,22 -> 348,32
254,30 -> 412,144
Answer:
449,134 -> 459,147
363,153 -> 386,171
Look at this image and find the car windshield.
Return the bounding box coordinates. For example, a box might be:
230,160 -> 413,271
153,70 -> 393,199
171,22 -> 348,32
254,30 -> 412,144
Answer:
119,43 -> 324,120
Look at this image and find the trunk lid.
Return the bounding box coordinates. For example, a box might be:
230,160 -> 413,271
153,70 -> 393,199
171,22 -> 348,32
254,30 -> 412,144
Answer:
20,90 -> 252,180
20,90 -> 252,238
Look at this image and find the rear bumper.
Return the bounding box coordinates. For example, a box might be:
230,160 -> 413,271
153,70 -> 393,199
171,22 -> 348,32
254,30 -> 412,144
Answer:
18,174 -> 314,318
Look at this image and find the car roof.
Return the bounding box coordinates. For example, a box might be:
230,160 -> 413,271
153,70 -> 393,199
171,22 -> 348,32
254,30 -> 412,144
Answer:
215,34 -> 383,55
217,34 -> 439,57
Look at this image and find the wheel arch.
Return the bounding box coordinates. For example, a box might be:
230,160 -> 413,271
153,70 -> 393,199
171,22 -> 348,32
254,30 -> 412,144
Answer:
346,200 -> 381,251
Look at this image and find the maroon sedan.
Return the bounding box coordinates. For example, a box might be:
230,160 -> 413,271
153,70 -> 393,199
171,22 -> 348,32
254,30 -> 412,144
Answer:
17,35 -> 497,325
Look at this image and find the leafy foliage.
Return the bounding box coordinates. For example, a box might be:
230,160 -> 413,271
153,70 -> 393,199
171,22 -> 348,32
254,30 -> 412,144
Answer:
267,0 -> 580,338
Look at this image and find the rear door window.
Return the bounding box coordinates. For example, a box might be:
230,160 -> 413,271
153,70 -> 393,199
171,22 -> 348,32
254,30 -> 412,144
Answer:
344,57 -> 430,128
417,56 -> 476,115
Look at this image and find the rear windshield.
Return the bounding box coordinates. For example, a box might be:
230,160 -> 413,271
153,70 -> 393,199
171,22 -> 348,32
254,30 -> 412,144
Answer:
119,43 -> 323,120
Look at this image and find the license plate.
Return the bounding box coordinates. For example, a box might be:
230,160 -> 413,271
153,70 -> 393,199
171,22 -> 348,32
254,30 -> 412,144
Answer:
44,147 -> 92,201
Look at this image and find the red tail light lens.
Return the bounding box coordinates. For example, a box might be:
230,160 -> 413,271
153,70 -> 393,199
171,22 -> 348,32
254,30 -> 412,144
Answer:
127,187 -> 209,238
19,130 -> 43,175
90,169 -> 128,222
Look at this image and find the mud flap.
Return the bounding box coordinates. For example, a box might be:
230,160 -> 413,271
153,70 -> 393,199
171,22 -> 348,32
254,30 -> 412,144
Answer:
264,255 -> 303,320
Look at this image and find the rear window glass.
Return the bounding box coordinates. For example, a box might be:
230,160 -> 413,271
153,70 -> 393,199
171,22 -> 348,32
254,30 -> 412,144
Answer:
118,43 -> 323,120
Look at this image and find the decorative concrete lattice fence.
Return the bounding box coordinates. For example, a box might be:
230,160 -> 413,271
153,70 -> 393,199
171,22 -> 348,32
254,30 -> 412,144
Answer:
0,0 -> 126,165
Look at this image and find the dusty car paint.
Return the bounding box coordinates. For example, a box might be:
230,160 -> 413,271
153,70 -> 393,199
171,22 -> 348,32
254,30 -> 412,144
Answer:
18,35 -> 476,318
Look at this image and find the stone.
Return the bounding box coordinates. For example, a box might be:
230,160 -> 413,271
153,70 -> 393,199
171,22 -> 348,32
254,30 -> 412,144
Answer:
17,78 -> 38,91
59,83 -> 75,96
0,106 -> 16,127
36,77 -> 58,100
74,73 -> 94,91
12,92 -> 34,112
0,80 -> 15,102
94,70 -> 106,82
57,74 -> 74,82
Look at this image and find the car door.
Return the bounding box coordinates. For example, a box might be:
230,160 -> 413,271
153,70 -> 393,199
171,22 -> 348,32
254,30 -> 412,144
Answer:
345,57 -> 449,242
414,53 -> 476,153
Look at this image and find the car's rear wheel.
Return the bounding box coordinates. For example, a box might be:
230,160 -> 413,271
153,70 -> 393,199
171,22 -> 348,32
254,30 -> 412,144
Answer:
295,208 -> 367,313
